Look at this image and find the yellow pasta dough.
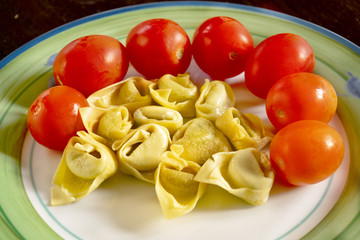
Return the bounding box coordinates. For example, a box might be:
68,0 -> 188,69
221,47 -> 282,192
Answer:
49,72 -> 275,218
133,106 -> 183,136
87,76 -> 153,113
195,79 -> 235,122
172,117 -> 232,165
80,106 -> 133,148
51,131 -> 118,206
155,149 -> 206,219
195,148 -> 274,206
215,107 -> 273,150
149,73 -> 198,117
114,124 -> 171,183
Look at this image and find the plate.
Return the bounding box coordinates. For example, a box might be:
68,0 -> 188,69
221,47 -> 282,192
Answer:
1,1 -> 360,240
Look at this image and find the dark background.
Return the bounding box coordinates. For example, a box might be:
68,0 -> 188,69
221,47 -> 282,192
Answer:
1,0 -> 359,60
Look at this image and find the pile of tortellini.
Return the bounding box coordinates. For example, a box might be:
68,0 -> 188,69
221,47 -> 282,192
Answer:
50,73 -> 275,219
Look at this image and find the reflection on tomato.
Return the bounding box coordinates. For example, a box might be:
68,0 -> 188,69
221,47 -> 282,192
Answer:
27,86 -> 89,151
245,33 -> 315,99
192,16 -> 254,80
269,120 -> 344,186
126,18 -> 192,79
53,35 -> 129,97
266,72 -> 338,130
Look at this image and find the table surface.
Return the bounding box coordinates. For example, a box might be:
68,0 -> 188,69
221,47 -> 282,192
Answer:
1,0 -> 359,61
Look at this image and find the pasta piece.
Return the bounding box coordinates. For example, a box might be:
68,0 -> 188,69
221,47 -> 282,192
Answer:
51,131 -> 118,206
87,76 -> 153,113
114,124 -> 171,183
195,79 -> 235,122
149,73 -> 198,117
215,108 -> 273,150
133,106 -> 183,136
80,106 -> 132,148
172,117 -> 232,165
194,148 -> 274,206
155,149 -> 206,219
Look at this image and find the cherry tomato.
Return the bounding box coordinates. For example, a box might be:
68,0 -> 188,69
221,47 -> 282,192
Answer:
53,35 -> 129,97
126,18 -> 192,79
269,120 -> 344,186
192,16 -> 254,80
245,33 -> 315,99
27,86 -> 89,151
266,72 -> 338,130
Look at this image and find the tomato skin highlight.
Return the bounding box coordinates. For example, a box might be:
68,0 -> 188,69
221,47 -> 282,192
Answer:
27,86 -> 89,151
269,120 -> 345,186
245,33 -> 315,99
126,18 -> 192,79
192,16 -> 254,80
53,35 -> 129,97
265,72 -> 338,130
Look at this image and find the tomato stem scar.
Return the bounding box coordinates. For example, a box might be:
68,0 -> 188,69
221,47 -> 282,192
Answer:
277,158 -> 285,170
176,48 -> 184,60
277,110 -> 285,118
229,51 -> 237,60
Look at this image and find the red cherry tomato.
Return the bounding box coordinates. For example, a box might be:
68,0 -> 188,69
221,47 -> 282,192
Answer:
27,86 -> 89,151
266,72 -> 338,130
53,35 -> 129,97
270,120 -> 345,186
192,16 -> 254,80
245,33 -> 315,99
126,18 -> 192,79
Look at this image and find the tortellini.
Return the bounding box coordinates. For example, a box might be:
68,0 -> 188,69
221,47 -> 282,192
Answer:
195,148 -> 274,206
155,149 -> 206,219
51,131 -> 118,206
114,124 -> 171,183
195,79 -> 235,122
80,106 -> 132,148
149,74 -> 198,117
49,72 -> 276,218
87,76 -> 153,113
215,108 -> 273,150
172,117 -> 232,165
133,106 -> 183,136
